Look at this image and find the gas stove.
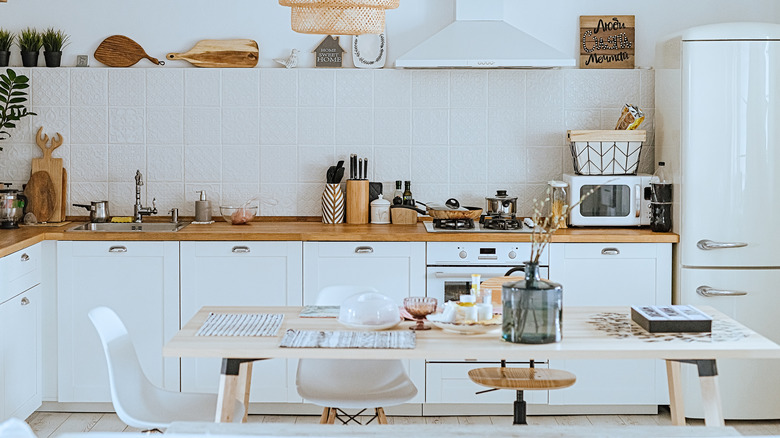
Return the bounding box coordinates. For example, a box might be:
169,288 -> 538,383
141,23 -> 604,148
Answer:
424,216 -> 536,233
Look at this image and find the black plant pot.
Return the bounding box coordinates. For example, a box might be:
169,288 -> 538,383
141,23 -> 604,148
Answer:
44,51 -> 62,67
21,51 -> 39,67
0,51 -> 9,67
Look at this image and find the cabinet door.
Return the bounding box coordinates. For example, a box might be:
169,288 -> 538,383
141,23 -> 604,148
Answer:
547,243 -> 671,406
57,241 -> 179,402
1,287 -> 42,420
180,241 -> 303,402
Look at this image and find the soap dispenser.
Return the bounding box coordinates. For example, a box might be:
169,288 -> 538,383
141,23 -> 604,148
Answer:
194,190 -> 212,222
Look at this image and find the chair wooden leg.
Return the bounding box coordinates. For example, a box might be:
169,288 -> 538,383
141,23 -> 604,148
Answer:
375,407 -> 388,424
319,407 -> 331,424
327,407 -> 337,424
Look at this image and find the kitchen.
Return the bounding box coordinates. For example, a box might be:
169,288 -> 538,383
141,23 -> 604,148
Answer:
0,0 -> 779,436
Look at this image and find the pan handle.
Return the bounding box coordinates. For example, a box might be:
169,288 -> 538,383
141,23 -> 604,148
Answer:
391,204 -> 427,215
73,204 -> 92,210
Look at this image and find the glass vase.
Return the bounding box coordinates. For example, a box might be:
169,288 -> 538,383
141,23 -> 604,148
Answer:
502,262 -> 563,344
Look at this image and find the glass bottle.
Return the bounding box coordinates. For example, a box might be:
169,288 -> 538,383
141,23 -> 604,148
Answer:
392,180 -> 403,205
650,162 -> 673,232
402,181 -> 414,205
549,180 -> 568,228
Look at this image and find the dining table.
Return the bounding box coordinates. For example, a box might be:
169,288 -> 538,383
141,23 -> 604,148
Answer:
163,305 -> 780,427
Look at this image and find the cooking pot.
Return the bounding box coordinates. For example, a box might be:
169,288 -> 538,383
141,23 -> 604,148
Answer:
74,201 -> 110,223
0,188 -> 27,229
485,190 -> 517,216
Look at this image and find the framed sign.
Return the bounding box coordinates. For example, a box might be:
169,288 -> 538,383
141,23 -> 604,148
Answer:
313,35 -> 345,68
580,15 -> 635,69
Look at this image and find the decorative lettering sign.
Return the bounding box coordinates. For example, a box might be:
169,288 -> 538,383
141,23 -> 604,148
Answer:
579,15 -> 635,69
313,35 -> 345,68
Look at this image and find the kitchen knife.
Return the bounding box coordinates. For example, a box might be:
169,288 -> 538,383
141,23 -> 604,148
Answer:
350,154 -> 357,179
358,158 -> 363,180
363,158 -> 368,180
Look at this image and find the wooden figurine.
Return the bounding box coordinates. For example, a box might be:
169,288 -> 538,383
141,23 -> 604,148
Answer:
313,35 -> 345,68
579,15 -> 635,69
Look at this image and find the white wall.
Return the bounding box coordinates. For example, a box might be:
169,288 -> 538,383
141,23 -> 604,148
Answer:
0,0 -> 777,68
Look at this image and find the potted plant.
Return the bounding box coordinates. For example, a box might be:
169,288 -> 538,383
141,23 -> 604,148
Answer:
41,27 -> 69,67
17,28 -> 42,67
0,29 -> 13,68
0,69 -> 36,147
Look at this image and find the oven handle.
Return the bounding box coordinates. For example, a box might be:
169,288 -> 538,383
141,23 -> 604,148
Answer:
433,271 -> 521,279
635,184 -> 641,218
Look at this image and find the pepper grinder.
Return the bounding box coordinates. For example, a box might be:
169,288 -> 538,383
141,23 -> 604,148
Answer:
194,190 -> 212,222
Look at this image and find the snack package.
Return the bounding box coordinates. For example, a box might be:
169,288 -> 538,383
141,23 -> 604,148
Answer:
615,104 -> 645,130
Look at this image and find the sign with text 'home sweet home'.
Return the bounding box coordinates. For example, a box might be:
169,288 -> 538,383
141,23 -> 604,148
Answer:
579,15 -> 635,69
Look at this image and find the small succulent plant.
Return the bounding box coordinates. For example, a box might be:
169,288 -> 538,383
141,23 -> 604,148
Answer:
17,27 -> 42,53
0,29 -> 13,52
41,27 -> 69,52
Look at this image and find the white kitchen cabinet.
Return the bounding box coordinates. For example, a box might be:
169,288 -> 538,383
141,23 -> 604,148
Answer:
56,241 -> 179,402
547,242 -> 671,406
180,241 -> 303,403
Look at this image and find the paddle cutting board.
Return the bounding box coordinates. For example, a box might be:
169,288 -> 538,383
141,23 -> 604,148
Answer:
94,35 -> 162,67
166,39 -> 259,68
32,127 -> 64,222
25,171 -> 56,222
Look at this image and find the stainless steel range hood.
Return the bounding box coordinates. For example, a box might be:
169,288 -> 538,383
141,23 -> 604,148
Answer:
395,0 -> 575,68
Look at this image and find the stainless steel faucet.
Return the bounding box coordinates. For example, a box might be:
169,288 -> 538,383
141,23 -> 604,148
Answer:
133,170 -> 157,223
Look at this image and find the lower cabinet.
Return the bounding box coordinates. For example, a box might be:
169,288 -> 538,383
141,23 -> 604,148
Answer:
1,286 -> 42,421
180,241 -> 303,403
56,241 -> 180,402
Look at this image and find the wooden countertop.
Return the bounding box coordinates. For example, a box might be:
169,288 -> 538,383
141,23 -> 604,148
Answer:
0,220 -> 678,258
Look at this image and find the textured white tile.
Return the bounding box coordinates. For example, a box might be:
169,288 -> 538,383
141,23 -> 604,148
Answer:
6,111 -> 33,145
412,109 -> 448,145
488,71 -> 524,108
109,69 -> 145,106
260,145 -> 298,184
184,183 -> 221,217
71,144 -> 108,182
643,108 -> 655,146
374,69 -> 410,107
411,146 -> 448,183
488,108 -> 524,146
108,144 -> 145,182
222,69 -> 259,107
519,183 -> 549,217
185,69 -> 221,106
336,108 -> 373,145
335,70 -> 372,107
221,183 -> 261,209
526,70 -> 564,108
335,145 -> 372,180
260,107 -> 297,145
299,70 -> 335,107
374,109 -> 410,145
71,69 -> 107,106
526,108 -> 565,146
109,107 -> 145,144
221,107 -> 260,145
107,182 -> 136,216
564,69 -> 640,109
146,69 -> 184,106
259,184 -> 297,216
147,145 -> 183,182
70,107 -> 108,144
145,182 -> 185,216
450,108 -> 487,145
526,147 -> 562,183
413,184 -> 449,206
30,107 -> 70,144
32,68 -> 69,106
296,183 -> 324,216
298,108 -> 335,145
448,184 -> 486,209
374,146 -> 410,182
184,107 -> 221,145
222,145 -> 260,184
565,109 -> 601,131
185,145 -> 222,183
639,145 -> 655,175
0,142 -> 33,182
449,146 -> 487,184
487,146 -> 526,184
561,145 -> 577,175
298,146 -> 334,183
450,71 -> 487,108
411,70 -> 449,108
640,69 -> 655,109
69,182 -> 108,216
147,107 -> 184,144
260,69 -> 297,107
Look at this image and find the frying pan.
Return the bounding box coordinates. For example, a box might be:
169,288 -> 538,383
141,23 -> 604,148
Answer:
391,203 -> 483,220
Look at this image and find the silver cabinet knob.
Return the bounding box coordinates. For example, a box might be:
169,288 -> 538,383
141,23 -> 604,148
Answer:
355,246 -> 374,254
601,248 -> 620,255
696,285 -> 747,297
232,246 -> 251,253
20,253 -> 29,262
108,246 -> 128,253
20,297 -> 29,306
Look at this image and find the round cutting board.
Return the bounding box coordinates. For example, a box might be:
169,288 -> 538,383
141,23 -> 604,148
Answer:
25,171 -> 57,222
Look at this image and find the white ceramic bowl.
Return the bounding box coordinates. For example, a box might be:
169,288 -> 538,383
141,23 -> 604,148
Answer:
338,292 -> 401,330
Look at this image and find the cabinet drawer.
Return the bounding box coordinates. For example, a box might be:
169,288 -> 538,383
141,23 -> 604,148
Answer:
70,241 -> 164,257
0,245 -> 41,304
563,243 -> 657,259
308,242 -> 419,258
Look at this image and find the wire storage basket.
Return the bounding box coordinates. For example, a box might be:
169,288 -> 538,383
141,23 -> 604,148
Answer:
279,0 -> 400,35
568,130 -> 646,175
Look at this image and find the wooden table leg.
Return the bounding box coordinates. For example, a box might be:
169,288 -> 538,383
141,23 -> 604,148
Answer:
674,359 -> 725,427
215,358 -> 258,423
665,360 -> 686,426
236,362 -> 253,423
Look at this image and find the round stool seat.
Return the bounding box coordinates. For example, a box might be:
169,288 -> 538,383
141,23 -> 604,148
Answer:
468,367 -> 576,391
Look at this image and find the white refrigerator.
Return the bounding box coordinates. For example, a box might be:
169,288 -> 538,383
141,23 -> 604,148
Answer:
657,22 -> 780,419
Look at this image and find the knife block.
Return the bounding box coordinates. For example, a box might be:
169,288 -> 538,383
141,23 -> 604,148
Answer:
346,180 -> 369,224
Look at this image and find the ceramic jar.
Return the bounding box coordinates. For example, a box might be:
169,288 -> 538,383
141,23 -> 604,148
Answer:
370,194 -> 390,224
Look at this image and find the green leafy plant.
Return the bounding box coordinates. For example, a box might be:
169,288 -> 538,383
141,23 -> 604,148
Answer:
0,69 -> 36,146
41,28 -> 69,52
17,28 -> 42,53
0,29 -> 13,52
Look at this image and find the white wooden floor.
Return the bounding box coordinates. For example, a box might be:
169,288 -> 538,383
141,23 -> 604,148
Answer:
24,408 -> 780,437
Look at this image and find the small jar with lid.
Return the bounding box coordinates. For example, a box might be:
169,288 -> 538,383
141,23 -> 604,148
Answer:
548,180 -> 568,228
370,194 -> 391,224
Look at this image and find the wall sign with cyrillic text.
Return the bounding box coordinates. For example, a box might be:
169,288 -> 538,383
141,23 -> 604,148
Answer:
579,15 -> 635,69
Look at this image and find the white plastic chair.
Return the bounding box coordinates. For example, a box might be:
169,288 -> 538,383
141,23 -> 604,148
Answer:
295,286 -> 418,425
88,306 -> 243,431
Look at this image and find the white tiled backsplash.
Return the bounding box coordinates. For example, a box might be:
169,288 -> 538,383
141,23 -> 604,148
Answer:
3,67 -> 654,217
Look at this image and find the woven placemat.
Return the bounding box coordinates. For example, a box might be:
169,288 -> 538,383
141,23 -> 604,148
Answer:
196,313 -> 284,337
279,329 -> 415,349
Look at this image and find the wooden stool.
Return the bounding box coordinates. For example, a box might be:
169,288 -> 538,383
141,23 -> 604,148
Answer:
468,360 -> 576,425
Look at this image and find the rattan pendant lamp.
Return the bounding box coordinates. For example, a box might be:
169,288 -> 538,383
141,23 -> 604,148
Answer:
279,0 -> 400,35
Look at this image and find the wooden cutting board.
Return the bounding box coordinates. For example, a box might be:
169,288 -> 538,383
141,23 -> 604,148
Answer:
94,35 -> 162,67
32,127 -> 64,222
61,168 -> 67,220
25,171 -> 57,222
166,39 -> 259,68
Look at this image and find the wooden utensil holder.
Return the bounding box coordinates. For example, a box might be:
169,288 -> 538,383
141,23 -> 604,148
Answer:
391,207 -> 417,225
346,180 -> 369,224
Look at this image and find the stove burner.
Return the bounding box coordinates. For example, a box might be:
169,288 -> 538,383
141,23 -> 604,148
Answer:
482,217 -> 522,230
433,218 -> 475,230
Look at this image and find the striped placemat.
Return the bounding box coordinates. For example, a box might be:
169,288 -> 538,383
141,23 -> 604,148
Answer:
196,313 -> 284,337
279,329 -> 416,349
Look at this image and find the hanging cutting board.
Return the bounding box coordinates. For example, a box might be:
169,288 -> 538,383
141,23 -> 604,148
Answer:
94,35 -> 163,67
32,127 -> 64,222
166,39 -> 259,68
25,171 -> 57,223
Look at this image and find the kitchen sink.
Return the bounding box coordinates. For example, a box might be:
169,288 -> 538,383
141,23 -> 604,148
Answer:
67,222 -> 189,232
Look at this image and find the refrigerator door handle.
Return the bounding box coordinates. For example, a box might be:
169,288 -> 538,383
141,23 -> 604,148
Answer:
696,285 -> 748,297
635,185 -> 641,218
696,239 -> 748,250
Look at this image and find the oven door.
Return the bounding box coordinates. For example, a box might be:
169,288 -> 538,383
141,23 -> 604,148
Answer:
426,265 -> 549,304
